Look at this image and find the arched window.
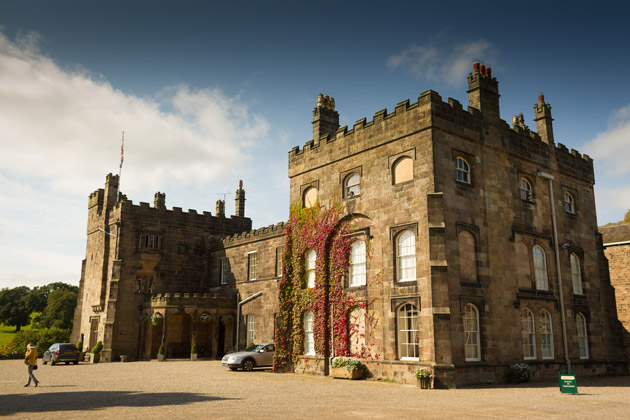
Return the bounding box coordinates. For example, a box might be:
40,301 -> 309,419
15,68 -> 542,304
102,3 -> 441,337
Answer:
392,156 -> 413,184
463,303 -> 480,361
533,245 -> 549,290
349,241 -> 366,287
303,187 -> 317,208
397,230 -> 416,282
515,242 -> 532,289
455,157 -> 470,184
540,309 -> 554,359
576,313 -> 589,359
397,303 -> 418,359
305,249 -> 316,288
303,311 -> 315,355
570,253 -> 583,295
344,173 -> 361,198
520,178 -> 533,201
564,192 -> 575,214
521,308 -> 536,360
458,230 -> 477,282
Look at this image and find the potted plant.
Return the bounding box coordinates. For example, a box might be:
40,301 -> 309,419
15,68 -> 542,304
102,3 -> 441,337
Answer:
415,368 -> 433,389
191,344 -> 198,361
507,363 -> 530,383
330,357 -> 365,380
157,344 -> 165,362
151,313 -> 163,326
200,313 -> 213,324
90,341 -> 103,364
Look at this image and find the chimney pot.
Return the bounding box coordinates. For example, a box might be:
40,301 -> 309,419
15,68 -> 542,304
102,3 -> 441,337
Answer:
486,67 -> 492,78
473,62 -> 480,74
538,94 -> 545,105
479,64 -> 486,76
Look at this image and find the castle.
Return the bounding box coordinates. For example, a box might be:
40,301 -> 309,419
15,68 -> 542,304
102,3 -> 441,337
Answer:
72,63 -> 627,387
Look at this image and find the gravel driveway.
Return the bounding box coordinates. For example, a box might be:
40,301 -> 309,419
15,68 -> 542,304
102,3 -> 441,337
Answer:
1,359 -> 629,419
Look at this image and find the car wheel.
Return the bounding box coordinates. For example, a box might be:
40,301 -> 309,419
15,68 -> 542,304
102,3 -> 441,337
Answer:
73,361 -> 79,365
65,362 -> 70,365
229,367 -> 238,371
242,358 -> 255,371
43,360 -> 47,365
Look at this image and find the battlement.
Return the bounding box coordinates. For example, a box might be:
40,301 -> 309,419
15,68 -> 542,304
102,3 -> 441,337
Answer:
88,189 -> 104,209
222,221 -> 287,246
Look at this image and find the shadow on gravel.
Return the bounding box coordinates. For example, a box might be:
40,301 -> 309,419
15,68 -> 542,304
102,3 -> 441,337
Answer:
0,391 -> 238,415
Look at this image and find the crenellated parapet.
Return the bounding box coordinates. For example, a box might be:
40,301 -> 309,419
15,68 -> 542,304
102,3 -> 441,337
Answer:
555,143 -> 594,183
222,221 -> 287,246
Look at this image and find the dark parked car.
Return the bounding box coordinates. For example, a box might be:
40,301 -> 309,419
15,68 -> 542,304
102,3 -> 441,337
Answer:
221,343 -> 275,371
43,343 -> 81,365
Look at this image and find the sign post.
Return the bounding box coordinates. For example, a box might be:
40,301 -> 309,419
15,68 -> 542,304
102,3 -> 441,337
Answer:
558,371 -> 578,394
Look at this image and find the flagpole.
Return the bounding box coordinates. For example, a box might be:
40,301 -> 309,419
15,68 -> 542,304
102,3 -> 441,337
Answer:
118,131 -> 124,202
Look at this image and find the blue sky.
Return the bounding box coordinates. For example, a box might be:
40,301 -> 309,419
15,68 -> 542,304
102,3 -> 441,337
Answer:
1,1 -> 629,289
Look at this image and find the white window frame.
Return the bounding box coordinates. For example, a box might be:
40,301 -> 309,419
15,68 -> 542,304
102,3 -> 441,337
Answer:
397,303 -> 419,360
397,230 -> 416,282
463,303 -> 481,361
540,309 -> 554,359
220,257 -> 228,285
246,314 -> 255,345
521,308 -> 537,360
303,311 -> 315,355
520,178 -> 533,201
248,251 -> 257,281
455,157 -> 470,184
577,313 -> 589,359
533,245 -> 549,290
564,191 -> 575,214
570,253 -> 583,295
349,240 -> 367,287
305,249 -> 316,288
344,173 -> 361,198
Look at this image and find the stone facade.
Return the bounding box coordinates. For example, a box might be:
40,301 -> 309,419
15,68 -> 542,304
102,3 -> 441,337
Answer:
72,63 -> 626,387
600,223 -> 630,362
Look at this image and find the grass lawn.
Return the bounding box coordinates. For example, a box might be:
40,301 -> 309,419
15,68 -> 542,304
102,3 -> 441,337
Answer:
0,322 -> 34,346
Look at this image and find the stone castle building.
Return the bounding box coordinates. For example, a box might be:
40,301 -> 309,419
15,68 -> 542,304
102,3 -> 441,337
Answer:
72,63 -> 627,387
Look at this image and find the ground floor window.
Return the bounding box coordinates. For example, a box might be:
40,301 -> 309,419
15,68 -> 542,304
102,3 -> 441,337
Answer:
397,303 -> 418,359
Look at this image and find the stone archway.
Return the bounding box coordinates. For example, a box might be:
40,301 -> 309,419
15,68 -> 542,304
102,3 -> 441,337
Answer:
148,316 -> 163,358
166,312 -> 193,358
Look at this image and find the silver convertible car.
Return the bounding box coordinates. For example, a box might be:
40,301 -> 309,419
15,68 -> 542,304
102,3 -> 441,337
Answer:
221,343 -> 275,371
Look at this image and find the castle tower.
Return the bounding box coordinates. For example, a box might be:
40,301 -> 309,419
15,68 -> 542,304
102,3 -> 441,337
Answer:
154,192 -> 166,209
235,180 -> 245,217
312,93 -> 339,144
216,199 -> 225,217
467,62 -> 500,120
104,173 -> 120,206
534,94 -> 555,145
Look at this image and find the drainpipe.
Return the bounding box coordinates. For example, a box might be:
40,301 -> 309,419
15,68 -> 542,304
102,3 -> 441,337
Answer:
537,171 -> 571,372
235,291 -> 263,351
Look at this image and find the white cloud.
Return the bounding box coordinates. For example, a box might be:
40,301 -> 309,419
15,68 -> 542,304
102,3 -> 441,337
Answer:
387,39 -> 497,86
583,105 -> 630,177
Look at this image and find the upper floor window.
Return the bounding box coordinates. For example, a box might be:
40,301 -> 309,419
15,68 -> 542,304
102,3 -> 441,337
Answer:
455,157 -> 470,184
533,245 -> 549,290
520,178 -> 533,201
570,253 -> 583,295
396,230 -> 416,282
139,234 -> 161,251
540,309 -> 554,359
349,240 -> 367,287
521,308 -> 537,360
576,313 -> 589,359
305,249 -> 316,288
248,252 -> 257,281
220,257 -> 229,285
397,303 -> 419,360
564,192 -> 575,214
463,303 -> 481,361
344,173 -> 361,198
303,187 -> 318,208
275,246 -> 284,277
303,311 -> 315,355
392,156 -> 413,184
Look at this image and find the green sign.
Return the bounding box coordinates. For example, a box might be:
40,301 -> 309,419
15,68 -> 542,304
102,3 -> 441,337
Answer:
558,371 -> 578,394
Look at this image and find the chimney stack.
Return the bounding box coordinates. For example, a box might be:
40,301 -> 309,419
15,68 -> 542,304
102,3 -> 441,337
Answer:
235,180 -> 245,218
216,199 -> 225,217
312,93 -> 339,145
534,94 -> 554,145
154,192 -> 166,209
467,62 -> 500,120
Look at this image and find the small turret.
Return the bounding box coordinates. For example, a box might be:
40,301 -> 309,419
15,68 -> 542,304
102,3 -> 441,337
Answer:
534,94 -> 554,145
154,192 -> 166,209
104,173 -> 119,207
467,62 -> 500,120
235,180 -> 245,218
216,199 -> 225,217
312,93 -> 339,144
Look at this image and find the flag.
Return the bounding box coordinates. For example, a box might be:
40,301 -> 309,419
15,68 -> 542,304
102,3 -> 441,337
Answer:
120,132 -> 124,169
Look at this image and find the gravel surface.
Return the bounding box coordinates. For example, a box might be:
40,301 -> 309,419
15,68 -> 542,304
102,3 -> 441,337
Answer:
1,359 -> 629,419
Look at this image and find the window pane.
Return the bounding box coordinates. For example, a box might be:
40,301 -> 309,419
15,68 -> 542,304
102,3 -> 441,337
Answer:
533,246 -> 548,290
305,250 -> 316,288
345,173 -> 361,197
304,311 -> 315,355
577,313 -> 589,359
464,304 -> 480,361
350,241 -> 366,286
571,254 -> 583,295
540,310 -> 554,359
397,304 -> 418,359
397,231 -> 416,282
521,309 -> 536,359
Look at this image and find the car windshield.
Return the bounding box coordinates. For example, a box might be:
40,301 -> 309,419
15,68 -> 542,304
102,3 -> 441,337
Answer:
244,344 -> 265,352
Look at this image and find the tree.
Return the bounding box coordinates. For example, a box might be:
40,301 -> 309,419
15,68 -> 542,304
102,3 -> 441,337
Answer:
39,289 -> 78,330
624,209 -> 630,223
0,287 -> 32,332
26,282 -> 79,313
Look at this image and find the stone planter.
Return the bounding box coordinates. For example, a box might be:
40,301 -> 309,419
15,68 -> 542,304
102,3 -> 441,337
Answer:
191,353 -> 198,361
120,355 -> 132,362
89,353 -> 100,364
416,376 -> 431,389
330,367 -> 364,380
157,354 -> 165,362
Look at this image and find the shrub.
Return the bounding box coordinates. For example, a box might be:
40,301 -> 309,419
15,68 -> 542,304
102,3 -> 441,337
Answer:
76,339 -> 83,352
508,363 -> 530,382
415,368 -> 433,378
191,345 -> 197,354
8,327 -> 69,354
331,356 -> 365,373
158,345 -> 165,355
91,340 -> 103,354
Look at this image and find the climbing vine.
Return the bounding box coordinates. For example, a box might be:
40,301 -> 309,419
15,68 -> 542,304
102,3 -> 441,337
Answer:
273,201 -> 377,372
